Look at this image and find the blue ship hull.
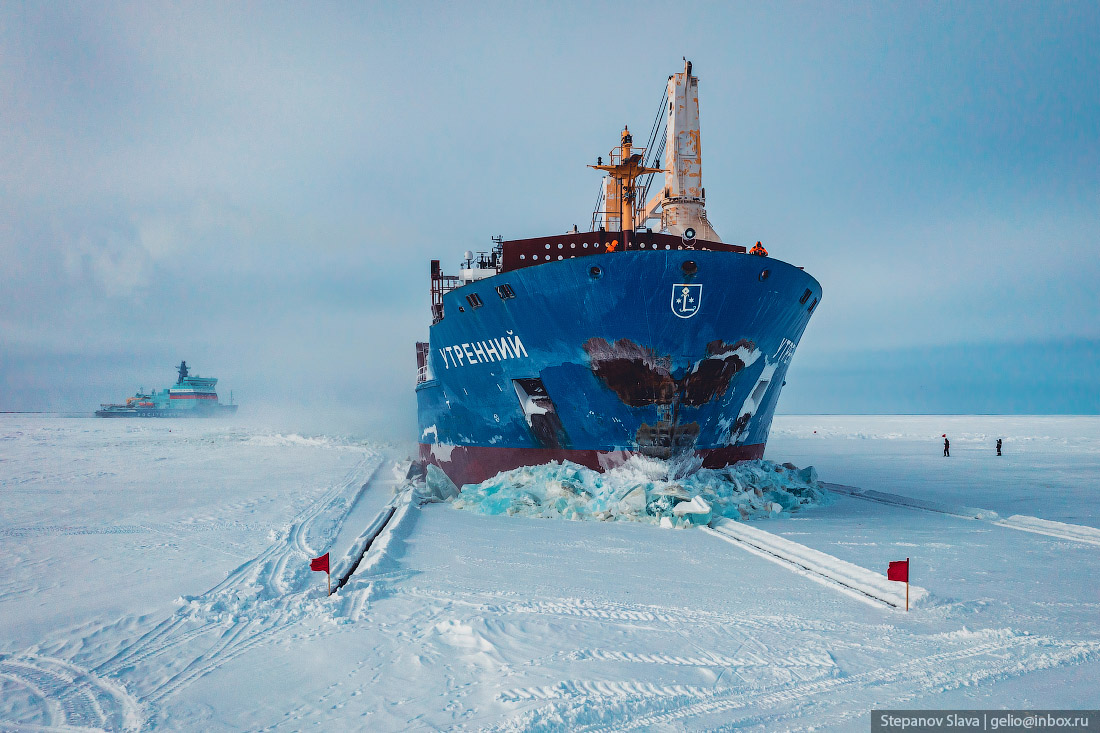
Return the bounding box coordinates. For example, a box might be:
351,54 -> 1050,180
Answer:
417,248 -> 820,485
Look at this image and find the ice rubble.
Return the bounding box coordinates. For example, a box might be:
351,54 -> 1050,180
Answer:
450,457 -> 829,527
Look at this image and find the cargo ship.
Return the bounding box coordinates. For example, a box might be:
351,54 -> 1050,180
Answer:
415,61 -> 821,486
95,361 -> 238,418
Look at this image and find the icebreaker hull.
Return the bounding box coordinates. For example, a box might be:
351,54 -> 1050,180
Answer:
417,248 -> 820,486
94,405 -> 239,418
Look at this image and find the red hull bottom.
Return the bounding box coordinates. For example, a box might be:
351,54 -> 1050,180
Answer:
418,443 -> 766,487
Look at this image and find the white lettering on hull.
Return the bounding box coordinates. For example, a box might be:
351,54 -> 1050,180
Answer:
771,338 -> 796,364
436,332 -> 529,369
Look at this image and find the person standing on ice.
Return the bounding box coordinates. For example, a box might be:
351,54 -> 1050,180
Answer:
943,437 -> 950,457
997,438 -> 1002,456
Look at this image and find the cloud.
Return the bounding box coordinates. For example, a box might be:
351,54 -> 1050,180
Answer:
62,226 -> 151,297
2,2 -> 1098,426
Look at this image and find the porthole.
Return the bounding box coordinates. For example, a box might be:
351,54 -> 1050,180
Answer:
583,243 -> 589,248
571,243 -> 576,248
557,243 -> 563,249
557,255 -> 563,260
681,260 -> 698,275
520,254 -> 526,260
589,265 -> 602,279
759,269 -> 770,282
545,243 -> 551,249
665,244 -> 671,250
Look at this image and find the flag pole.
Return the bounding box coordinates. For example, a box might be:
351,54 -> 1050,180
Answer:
906,557 -> 909,612
327,571 -> 331,597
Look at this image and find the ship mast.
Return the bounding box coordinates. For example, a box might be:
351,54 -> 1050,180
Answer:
611,58 -> 721,239
590,60 -> 720,240
590,127 -> 664,234
642,59 -> 720,240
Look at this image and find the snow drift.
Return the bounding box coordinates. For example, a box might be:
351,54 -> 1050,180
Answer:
451,457 -> 829,526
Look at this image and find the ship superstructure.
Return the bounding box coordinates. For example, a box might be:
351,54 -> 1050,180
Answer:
416,61 -> 821,485
95,361 -> 238,418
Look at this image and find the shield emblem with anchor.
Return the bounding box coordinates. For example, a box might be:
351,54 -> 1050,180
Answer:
671,283 -> 702,319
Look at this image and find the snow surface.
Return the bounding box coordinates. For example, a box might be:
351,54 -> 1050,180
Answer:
1,415 -> 1098,731
768,415 -> 1100,526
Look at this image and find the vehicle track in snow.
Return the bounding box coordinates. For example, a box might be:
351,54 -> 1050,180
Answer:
396,587 -> 851,636
826,482 -> 1100,546
145,483 -> 418,706
204,453 -> 382,600
0,524 -> 147,538
81,452 -> 387,711
503,635 -> 1100,732
703,519 -> 927,610
569,647 -> 837,669
0,654 -> 143,731
389,580 -> 1099,732
144,615 -> 284,706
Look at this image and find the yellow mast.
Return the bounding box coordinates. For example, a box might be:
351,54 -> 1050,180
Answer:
590,126 -> 664,233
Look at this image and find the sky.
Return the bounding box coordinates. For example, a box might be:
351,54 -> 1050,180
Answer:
1,1 -> 1098,437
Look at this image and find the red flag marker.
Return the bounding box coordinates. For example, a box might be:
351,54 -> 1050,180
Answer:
887,559 -> 908,582
887,558 -> 910,611
310,552 -> 331,595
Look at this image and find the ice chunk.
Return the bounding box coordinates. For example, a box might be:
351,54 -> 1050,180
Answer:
650,484 -> 690,500
616,485 -> 647,516
451,458 -> 830,527
672,495 -> 712,525
672,496 -> 711,516
421,464 -> 459,502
